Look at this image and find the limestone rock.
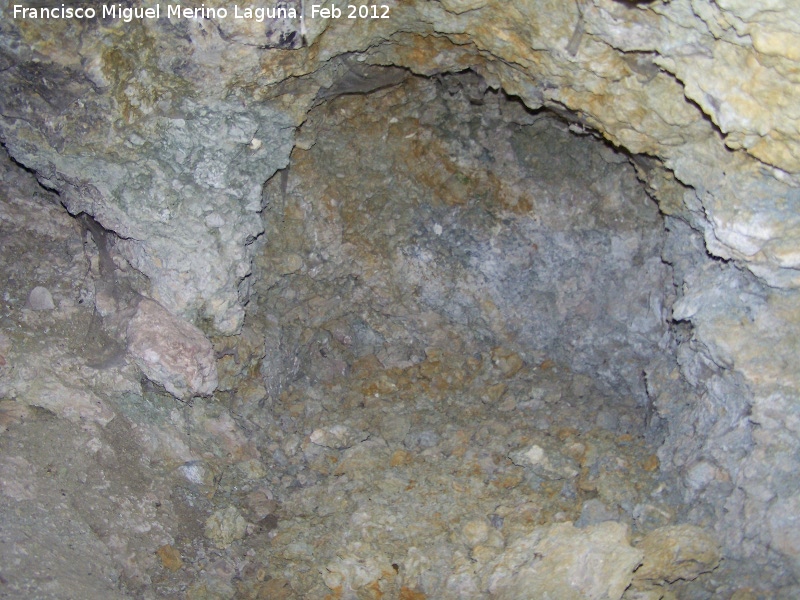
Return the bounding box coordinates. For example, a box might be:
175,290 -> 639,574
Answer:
485,521 -> 643,600
21,378 -> 115,426
27,286 -> 55,310
768,494 -> 800,571
1,0 -> 800,592
309,425 -> 369,450
126,299 -> 217,400
576,499 -> 623,528
322,545 -> 394,593
509,441 -> 580,481
634,525 -> 721,584
204,506 -> 248,549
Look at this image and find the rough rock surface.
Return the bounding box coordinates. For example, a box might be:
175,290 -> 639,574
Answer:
257,76 -> 668,405
127,298 -> 218,400
0,0 -> 799,597
486,521 -> 643,600
0,161 -> 677,598
634,524 -> 721,584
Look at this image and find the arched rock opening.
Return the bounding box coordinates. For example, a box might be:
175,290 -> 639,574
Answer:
255,71 -> 668,417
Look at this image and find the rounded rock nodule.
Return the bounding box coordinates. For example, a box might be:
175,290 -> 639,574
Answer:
27,286 -> 55,310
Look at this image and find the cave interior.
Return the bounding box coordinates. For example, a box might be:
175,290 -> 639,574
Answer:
1,2 -> 799,599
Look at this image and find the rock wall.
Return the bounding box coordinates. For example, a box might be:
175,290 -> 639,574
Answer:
1,0 -> 799,589
255,75 -> 669,405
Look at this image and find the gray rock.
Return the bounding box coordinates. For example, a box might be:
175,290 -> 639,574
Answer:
27,286 -> 54,310
576,499 -> 622,528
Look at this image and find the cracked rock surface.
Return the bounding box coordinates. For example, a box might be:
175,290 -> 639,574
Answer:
1,0 -> 800,597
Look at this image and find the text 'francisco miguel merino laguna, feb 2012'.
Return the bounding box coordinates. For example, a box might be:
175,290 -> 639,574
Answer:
11,4 -> 312,23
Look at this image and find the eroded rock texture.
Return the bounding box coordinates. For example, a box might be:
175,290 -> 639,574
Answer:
257,75 -> 667,410
1,0 -> 799,597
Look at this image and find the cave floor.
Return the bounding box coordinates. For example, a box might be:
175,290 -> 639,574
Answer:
226,346 -> 675,599
1,296 -> 680,599
1,295 -> 734,599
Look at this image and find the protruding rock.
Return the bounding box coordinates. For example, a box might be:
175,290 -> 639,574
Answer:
126,298 -> 217,400
27,286 -> 54,310
486,521 -> 643,600
204,506 -> 248,549
634,525 -> 721,584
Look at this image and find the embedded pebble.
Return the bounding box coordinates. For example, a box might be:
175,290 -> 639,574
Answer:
156,544 -> 184,572
509,442 -> 580,480
205,506 -> 248,549
27,286 -> 54,310
309,424 -> 368,449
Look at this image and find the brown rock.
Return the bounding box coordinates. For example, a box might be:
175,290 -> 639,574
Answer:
255,577 -> 295,599
399,587 -> 427,600
491,347 -> 524,378
390,449 -> 413,467
156,544 -> 183,572
642,455 -> 660,472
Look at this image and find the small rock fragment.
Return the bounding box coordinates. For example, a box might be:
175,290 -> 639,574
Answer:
310,424 -> 369,449
246,489 -> 278,520
642,455 -> 660,472
685,460 -> 716,492
509,442 -> 579,480
205,506 -> 248,548
482,382 -> 507,404
156,544 -> 183,572
27,286 -> 55,310
576,498 -> 621,528
462,519 -> 491,547
390,449 -> 413,467
22,378 -> 115,426
236,458 -> 267,480
491,347 -> 524,378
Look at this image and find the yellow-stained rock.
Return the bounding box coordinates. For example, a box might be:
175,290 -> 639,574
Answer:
156,544 -> 183,572
634,525 -> 721,584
